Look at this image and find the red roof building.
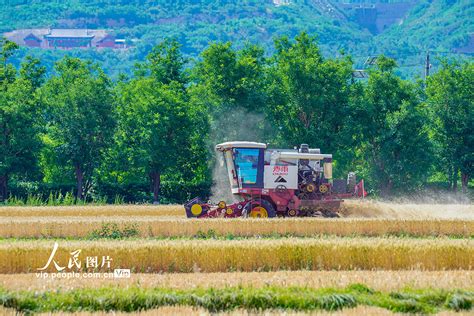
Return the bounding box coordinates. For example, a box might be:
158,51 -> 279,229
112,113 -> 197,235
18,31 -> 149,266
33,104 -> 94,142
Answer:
23,33 -> 42,47
96,34 -> 116,48
44,29 -> 94,49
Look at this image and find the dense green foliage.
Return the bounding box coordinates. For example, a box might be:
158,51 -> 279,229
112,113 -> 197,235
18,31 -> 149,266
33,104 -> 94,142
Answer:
114,40 -> 207,202
1,285 -> 472,314
267,34 -> 353,151
40,57 -> 116,199
0,39 -> 45,200
351,56 -> 433,194
0,34 -> 472,203
1,0 -> 472,78
426,60 -> 473,192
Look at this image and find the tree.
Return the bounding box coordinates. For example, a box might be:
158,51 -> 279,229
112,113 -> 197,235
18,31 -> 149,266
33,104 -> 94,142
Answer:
426,60 -> 473,192
0,39 -> 45,201
115,40 -> 208,203
196,42 -> 267,111
146,38 -> 188,85
116,80 -> 201,203
353,56 -> 432,195
194,42 -> 269,142
266,33 -> 353,151
40,57 -> 115,200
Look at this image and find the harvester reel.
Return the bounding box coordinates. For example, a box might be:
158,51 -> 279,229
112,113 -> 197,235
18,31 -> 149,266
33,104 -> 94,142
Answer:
184,197 -> 208,218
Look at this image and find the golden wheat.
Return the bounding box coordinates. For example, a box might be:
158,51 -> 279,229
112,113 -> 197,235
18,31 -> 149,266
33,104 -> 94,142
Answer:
0,204 -> 184,217
2,201 -> 473,219
0,217 -> 472,238
1,271 -> 472,292
0,238 -> 472,273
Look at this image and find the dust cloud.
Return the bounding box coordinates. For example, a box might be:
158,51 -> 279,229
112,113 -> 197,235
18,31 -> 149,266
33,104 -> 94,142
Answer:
209,107 -> 270,203
210,153 -> 238,203
342,199 -> 474,220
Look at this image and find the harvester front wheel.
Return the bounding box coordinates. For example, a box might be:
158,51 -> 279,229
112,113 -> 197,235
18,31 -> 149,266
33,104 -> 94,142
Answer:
243,199 -> 276,218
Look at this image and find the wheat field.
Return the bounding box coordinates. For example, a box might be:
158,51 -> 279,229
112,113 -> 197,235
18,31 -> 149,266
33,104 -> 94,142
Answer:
0,238 -> 472,273
2,271 -> 472,292
0,204 -> 184,217
2,201 -> 473,219
1,217 -> 472,238
1,202 -> 473,314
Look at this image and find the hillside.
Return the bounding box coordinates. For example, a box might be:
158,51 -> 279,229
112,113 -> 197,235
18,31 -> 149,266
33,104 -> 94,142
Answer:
1,0 -> 472,78
373,0 -> 474,76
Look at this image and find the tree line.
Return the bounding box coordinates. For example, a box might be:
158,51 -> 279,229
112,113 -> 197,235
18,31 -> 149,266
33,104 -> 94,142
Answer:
0,33 -> 472,204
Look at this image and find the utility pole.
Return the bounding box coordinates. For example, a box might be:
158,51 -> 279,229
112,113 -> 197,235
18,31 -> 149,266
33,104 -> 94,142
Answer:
425,51 -> 430,80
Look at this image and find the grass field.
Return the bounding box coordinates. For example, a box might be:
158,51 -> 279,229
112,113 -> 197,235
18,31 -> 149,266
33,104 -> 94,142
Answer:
4,305 -> 442,316
1,285 -> 473,314
0,202 -> 473,314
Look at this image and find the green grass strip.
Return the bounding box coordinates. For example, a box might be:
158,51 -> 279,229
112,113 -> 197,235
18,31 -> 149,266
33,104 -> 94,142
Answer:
0,284 -> 472,314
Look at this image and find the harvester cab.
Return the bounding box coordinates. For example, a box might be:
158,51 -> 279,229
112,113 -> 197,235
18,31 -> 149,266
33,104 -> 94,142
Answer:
185,141 -> 366,218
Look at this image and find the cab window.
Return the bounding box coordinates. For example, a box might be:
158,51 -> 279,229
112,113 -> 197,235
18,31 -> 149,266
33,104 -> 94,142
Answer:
234,148 -> 260,185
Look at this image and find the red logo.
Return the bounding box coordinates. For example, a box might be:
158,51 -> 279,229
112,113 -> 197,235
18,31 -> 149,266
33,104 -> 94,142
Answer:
272,165 -> 288,175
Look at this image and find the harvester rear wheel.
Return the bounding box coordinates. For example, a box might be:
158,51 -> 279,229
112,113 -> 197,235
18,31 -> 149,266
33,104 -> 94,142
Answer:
243,199 -> 276,218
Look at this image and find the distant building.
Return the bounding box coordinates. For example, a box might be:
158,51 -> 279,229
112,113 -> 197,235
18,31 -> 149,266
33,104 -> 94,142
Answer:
273,0 -> 291,6
114,39 -> 126,49
4,28 -> 129,50
96,34 -> 115,48
23,33 -> 42,47
44,29 -> 94,49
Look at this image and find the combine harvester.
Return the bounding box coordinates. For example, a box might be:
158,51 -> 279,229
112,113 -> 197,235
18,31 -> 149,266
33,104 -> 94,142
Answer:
185,142 -> 366,218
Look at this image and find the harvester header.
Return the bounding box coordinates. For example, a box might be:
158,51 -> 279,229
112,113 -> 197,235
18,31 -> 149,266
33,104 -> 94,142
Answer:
185,141 -> 366,218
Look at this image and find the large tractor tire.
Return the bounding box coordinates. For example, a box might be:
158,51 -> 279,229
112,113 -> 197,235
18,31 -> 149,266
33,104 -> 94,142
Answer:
243,199 -> 276,218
